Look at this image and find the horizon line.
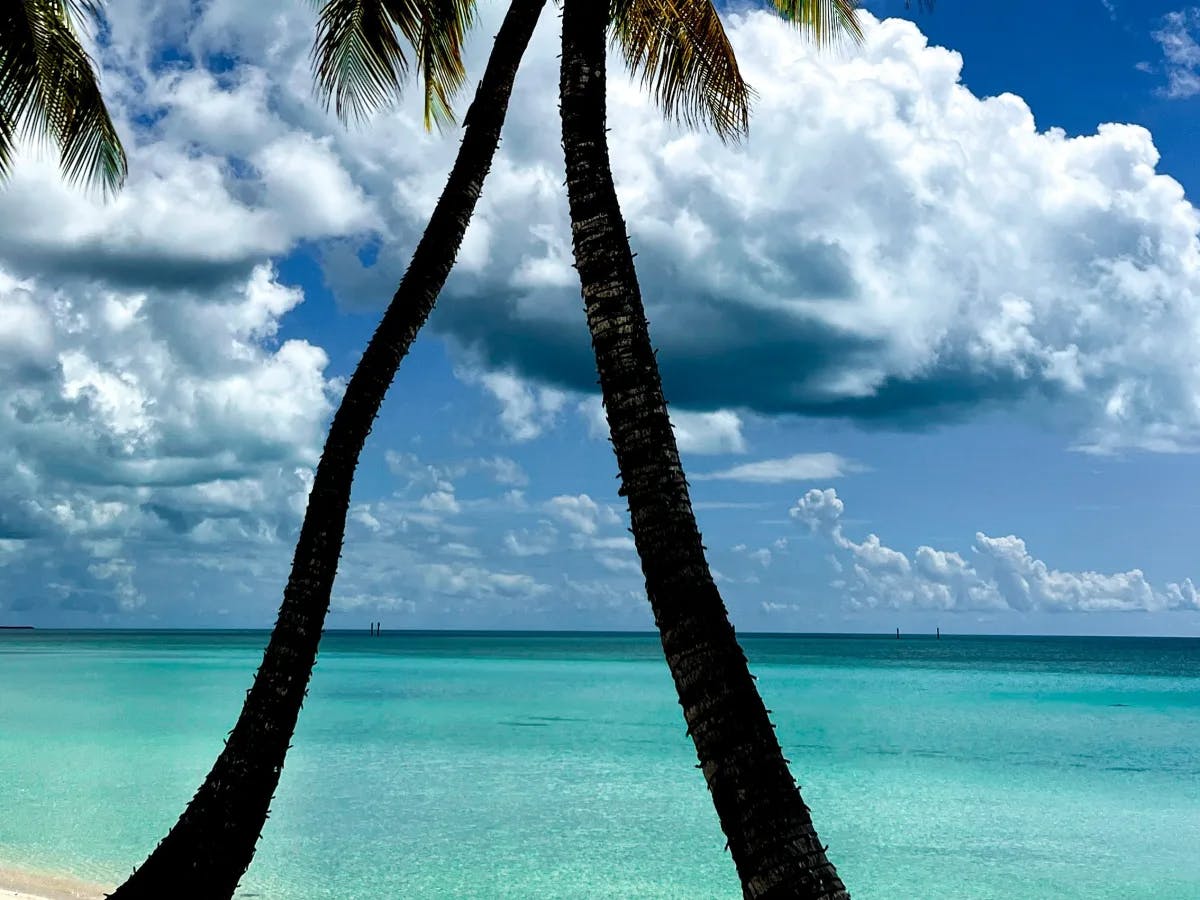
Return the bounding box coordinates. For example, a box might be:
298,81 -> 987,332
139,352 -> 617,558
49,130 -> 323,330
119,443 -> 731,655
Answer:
2,626 -> 1198,640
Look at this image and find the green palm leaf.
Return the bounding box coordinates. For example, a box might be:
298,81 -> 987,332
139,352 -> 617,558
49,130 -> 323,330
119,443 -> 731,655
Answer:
613,0 -> 753,142
772,0 -> 864,46
0,0 -> 127,193
416,0 -> 474,129
311,0 -> 475,129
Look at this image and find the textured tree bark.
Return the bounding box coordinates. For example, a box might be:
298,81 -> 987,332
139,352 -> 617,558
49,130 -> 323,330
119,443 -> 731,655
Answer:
557,3 -> 849,898
108,2 -> 547,896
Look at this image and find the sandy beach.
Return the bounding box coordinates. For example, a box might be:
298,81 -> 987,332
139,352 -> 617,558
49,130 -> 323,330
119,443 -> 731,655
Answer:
0,865 -> 105,900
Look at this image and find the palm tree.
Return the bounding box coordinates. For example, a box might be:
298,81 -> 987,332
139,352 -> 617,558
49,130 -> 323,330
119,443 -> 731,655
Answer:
111,3 -> 755,895
108,2 -> 545,896
108,1 -> 850,896
0,0 -> 126,192
558,1 -> 861,897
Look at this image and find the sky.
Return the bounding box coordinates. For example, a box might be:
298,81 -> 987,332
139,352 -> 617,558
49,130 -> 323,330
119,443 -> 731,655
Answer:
2,0 -> 1200,635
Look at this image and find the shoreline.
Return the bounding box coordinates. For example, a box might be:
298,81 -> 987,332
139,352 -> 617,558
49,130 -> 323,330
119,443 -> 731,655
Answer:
0,864 -> 106,900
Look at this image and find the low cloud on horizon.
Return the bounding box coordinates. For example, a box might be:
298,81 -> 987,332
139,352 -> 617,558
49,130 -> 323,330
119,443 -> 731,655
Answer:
791,488 -> 1200,614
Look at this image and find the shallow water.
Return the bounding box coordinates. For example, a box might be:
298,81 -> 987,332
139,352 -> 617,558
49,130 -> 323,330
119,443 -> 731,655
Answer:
1,630 -> 1198,898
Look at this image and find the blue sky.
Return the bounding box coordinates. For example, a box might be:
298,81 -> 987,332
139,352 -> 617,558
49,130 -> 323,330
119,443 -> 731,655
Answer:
2,0 -> 1200,634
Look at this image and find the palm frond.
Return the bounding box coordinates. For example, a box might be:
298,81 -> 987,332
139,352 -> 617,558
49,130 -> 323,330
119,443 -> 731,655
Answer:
50,1 -> 127,192
612,0 -> 753,143
66,1 -> 104,21
0,6 -> 43,174
312,0 -> 417,123
772,0 -> 864,47
416,0 -> 474,130
0,106 -> 14,178
0,0 -> 127,193
311,0 -> 474,129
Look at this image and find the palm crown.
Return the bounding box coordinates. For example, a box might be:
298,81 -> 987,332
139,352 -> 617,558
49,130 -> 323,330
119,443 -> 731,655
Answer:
312,0 -> 864,140
0,0 -> 127,193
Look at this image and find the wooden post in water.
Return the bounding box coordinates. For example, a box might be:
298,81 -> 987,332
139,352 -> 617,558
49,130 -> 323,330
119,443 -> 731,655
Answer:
896,627 -> 900,639
936,627 -> 940,640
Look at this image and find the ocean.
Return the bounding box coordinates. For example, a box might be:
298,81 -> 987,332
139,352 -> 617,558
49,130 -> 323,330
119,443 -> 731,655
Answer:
1,630 -> 1197,898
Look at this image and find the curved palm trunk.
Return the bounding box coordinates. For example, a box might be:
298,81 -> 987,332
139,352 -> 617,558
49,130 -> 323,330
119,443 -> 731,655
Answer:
558,3 -> 848,899
109,2 -> 546,896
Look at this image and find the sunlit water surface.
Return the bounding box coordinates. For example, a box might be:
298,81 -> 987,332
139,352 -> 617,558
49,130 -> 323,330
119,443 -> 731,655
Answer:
2,630 -> 1198,898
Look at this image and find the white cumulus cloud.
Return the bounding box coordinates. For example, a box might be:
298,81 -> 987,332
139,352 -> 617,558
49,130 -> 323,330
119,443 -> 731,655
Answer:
696,452 -> 857,483
545,494 -> 622,536
410,10 -> 1200,454
791,488 -> 1200,613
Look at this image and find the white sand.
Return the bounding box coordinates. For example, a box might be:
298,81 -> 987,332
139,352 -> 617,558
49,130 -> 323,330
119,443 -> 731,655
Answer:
0,865 -> 106,900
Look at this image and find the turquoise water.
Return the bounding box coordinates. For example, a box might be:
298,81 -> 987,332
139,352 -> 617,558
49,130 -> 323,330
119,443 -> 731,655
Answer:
1,631 -> 1198,898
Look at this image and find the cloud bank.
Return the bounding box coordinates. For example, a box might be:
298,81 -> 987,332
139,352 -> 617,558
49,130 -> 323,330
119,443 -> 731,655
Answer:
0,262 -> 334,615
791,488 -> 1200,613
47,0 -> 1199,453
411,9 -> 1200,454
3,1 -> 1200,618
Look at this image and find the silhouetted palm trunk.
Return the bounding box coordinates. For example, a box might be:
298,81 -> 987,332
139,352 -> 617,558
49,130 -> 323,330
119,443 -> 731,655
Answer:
558,2 -> 848,898
109,2 -> 546,896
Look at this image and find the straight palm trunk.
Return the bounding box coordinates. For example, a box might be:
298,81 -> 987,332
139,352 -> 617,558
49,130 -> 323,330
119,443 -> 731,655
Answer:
557,2 -> 848,898
109,2 -> 546,896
